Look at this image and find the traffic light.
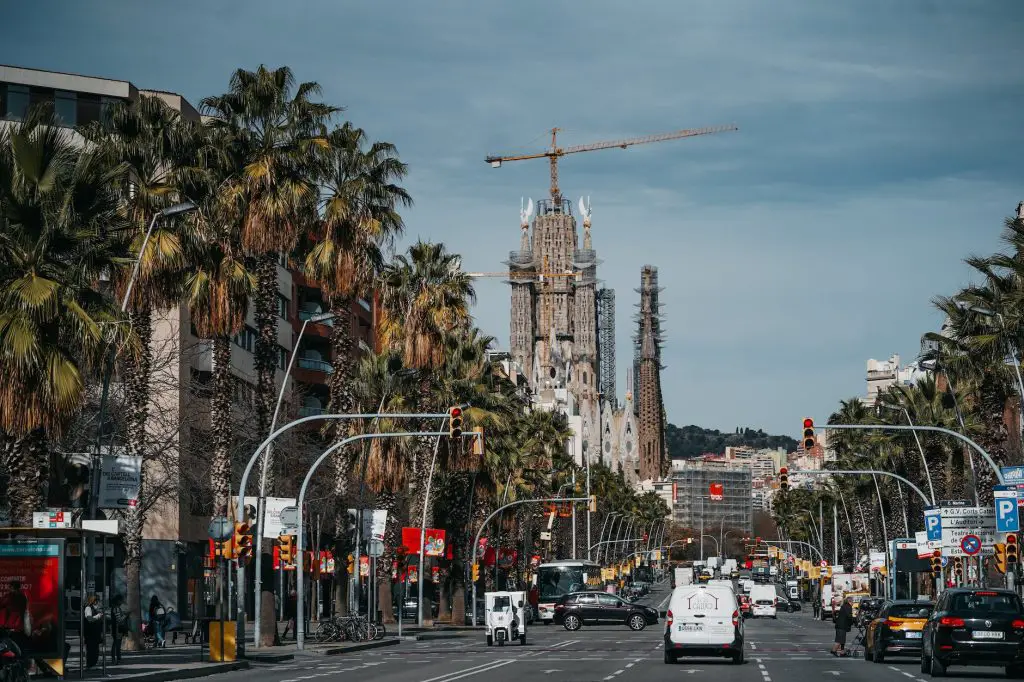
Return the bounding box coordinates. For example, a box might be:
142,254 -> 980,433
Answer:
279,534 -> 295,565
995,543 -> 1008,574
217,540 -> 234,560
234,522 -> 253,561
953,557 -> 964,583
1008,533 -> 1019,565
779,467 -> 789,492
589,495 -> 597,513
347,553 -> 355,575
449,406 -> 463,439
930,550 -> 942,576
802,419 -> 816,451
471,563 -> 480,582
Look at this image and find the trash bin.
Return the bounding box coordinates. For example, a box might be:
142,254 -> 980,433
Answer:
208,621 -> 236,662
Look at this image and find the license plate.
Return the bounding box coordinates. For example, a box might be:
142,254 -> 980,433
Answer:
973,631 -> 1004,640
905,632 -> 922,639
678,624 -> 703,632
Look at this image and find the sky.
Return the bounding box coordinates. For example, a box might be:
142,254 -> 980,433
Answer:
3,1 -> 1023,436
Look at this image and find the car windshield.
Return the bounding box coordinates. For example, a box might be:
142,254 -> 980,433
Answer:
492,596 -> 511,610
888,604 -> 932,619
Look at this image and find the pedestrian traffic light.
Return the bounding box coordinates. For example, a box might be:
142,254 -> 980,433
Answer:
234,522 -> 253,561
1007,533 -> 1019,565
930,550 -> 942,576
995,543 -> 1008,574
279,534 -> 295,565
589,495 -> 597,513
802,419 -> 816,451
347,553 -> 355,575
449,406 -> 463,439
471,563 -> 480,582
779,467 -> 789,492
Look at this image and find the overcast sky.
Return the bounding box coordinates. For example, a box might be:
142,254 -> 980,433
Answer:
4,1 -> 1023,436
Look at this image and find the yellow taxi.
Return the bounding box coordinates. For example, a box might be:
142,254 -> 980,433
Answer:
864,599 -> 934,663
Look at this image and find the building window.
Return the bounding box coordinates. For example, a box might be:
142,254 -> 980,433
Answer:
232,326 -> 257,353
77,94 -> 101,126
277,294 -> 289,319
54,90 -> 76,126
358,297 -> 371,312
3,85 -> 29,120
278,346 -> 288,371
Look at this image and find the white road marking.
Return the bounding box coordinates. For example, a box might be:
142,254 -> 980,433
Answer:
417,660 -> 515,682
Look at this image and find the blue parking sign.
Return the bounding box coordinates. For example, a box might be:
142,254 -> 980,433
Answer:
924,507 -> 942,541
995,486 -> 1021,533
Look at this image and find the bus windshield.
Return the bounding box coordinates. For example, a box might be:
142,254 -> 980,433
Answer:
536,564 -> 593,601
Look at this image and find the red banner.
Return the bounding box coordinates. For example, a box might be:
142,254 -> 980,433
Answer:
0,539 -> 64,659
400,527 -> 447,556
709,483 -> 724,501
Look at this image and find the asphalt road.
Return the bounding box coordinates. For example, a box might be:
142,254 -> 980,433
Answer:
216,584 -> 1018,682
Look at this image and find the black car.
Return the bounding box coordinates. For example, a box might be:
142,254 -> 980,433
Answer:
864,600 -> 933,663
921,588 -> 1024,677
554,591 -> 659,631
777,596 -> 801,613
858,598 -> 885,626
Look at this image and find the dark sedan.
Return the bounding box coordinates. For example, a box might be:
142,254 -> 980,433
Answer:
922,588 -> 1024,677
554,592 -> 659,631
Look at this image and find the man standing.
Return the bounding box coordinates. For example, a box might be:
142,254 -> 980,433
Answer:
831,597 -> 854,657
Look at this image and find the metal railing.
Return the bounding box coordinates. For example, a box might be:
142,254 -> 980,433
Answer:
298,357 -> 334,374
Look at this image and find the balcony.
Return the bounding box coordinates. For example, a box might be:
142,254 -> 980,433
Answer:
299,309 -> 334,327
298,357 -> 334,374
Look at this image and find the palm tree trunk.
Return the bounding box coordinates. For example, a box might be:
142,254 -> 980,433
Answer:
211,336 -> 233,514
327,298 -> 356,616
253,253 -> 280,646
122,307 -> 152,651
377,490 -> 399,625
2,429 -> 48,526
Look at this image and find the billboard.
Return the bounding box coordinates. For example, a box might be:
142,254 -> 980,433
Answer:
709,483 -> 724,501
400,528 -> 447,556
98,454 -> 142,509
0,540 -> 64,660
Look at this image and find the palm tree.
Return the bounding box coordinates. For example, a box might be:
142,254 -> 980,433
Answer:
302,123 -> 410,615
0,109 -> 131,524
82,94 -> 200,649
201,66 -> 334,499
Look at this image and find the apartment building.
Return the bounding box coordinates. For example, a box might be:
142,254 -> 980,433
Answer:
0,65 -> 374,614
671,459 -> 752,533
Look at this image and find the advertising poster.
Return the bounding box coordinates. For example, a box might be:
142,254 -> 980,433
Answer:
709,483 -> 724,501
400,527 -> 447,556
98,454 -> 142,509
0,540 -> 64,660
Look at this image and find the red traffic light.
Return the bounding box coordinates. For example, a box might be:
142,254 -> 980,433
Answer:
1009,534 -> 1018,544
780,467 -> 788,475
933,549 -> 942,558
803,418 -> 814,429
450,407 -> 462,417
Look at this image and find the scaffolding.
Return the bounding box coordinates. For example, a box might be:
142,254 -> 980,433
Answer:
596,288 -> 616,409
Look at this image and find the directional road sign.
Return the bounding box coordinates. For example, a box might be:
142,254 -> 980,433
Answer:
995,486 -> 1021,533
941,505 -> 997,557
960,534 -> 982,556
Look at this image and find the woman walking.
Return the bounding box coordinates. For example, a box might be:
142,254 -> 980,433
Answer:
83,595 -> 104,668
148,596 -> 166,648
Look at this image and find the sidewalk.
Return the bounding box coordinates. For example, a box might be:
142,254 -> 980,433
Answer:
61,645 -> 248,682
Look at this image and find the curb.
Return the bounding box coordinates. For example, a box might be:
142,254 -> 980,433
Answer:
244,652 -> 294,663
96,661 -> 250,682
322,639 -> 399,655
412,633 -> 468,642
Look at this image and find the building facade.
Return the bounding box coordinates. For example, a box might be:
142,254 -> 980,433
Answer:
670,459 -> 753,533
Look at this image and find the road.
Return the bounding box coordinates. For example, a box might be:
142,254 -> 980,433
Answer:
212,586 -> 1015,682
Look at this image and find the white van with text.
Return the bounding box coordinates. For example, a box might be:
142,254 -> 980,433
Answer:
664,584 -> 743,665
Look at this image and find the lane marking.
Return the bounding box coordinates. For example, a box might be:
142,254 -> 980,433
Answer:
417,660 -> 514,682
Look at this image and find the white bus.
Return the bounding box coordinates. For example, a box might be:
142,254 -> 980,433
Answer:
533,559 -> 601,624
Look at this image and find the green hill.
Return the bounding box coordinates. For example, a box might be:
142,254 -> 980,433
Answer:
666,424 -> 797,460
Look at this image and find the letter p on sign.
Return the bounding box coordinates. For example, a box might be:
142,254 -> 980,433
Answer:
997,497 -> 1021,533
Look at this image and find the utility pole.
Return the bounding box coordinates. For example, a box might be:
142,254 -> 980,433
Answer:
833,503 -> 839,568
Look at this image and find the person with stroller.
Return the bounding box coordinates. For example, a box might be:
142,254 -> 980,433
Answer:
148,596 -> 166,648
831,597 -> 854,657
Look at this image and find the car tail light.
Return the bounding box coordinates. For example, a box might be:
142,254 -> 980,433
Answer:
939,616 -> 965,628
1013,620 -> 1024,630
976,592 -> 998,596
0,650 -> 14,659
666,609 -> 673,627
732,610 -> 740,627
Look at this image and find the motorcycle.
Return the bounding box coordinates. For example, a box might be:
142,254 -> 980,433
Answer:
0,629 -> 27,682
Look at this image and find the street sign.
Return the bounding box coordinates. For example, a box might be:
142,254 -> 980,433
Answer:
208,516 -> 232,541
995,487 -> 1021,533
819,560 -> 828,568
941,556 -> 949,568
941,505 -> 997,556
925,507 -> 942,542
961,534 -> 982,556
367,539 -> 384,557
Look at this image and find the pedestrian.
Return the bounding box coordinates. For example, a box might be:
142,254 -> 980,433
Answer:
110,595 -> 126,664
831,597 -> 854,657
83,594 -> 104,668
281,590 -> 297,640
148,595 -> 166,647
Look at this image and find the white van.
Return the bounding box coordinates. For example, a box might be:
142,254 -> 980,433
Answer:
708,579 -> 735,592
664,584 -> 743,665
820,585 -> 835,621
749,585 -> 777,619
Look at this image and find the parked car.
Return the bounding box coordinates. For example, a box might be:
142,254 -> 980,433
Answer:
864,600 -> 932,663
738,594 -> 752,618
922,588 -> 1024,677
777,596 -> 801,613
554,592 -> 659,631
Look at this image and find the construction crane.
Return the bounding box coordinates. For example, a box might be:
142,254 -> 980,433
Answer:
485,124 -> 738,204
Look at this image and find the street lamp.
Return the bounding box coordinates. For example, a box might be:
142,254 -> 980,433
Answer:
88,201 -> 198,582
878,403 -> 936,504
254,309 -> 335,646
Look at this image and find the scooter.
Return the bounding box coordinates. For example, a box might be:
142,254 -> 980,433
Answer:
484,591 -> 527,647
0,629 -> 27,682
